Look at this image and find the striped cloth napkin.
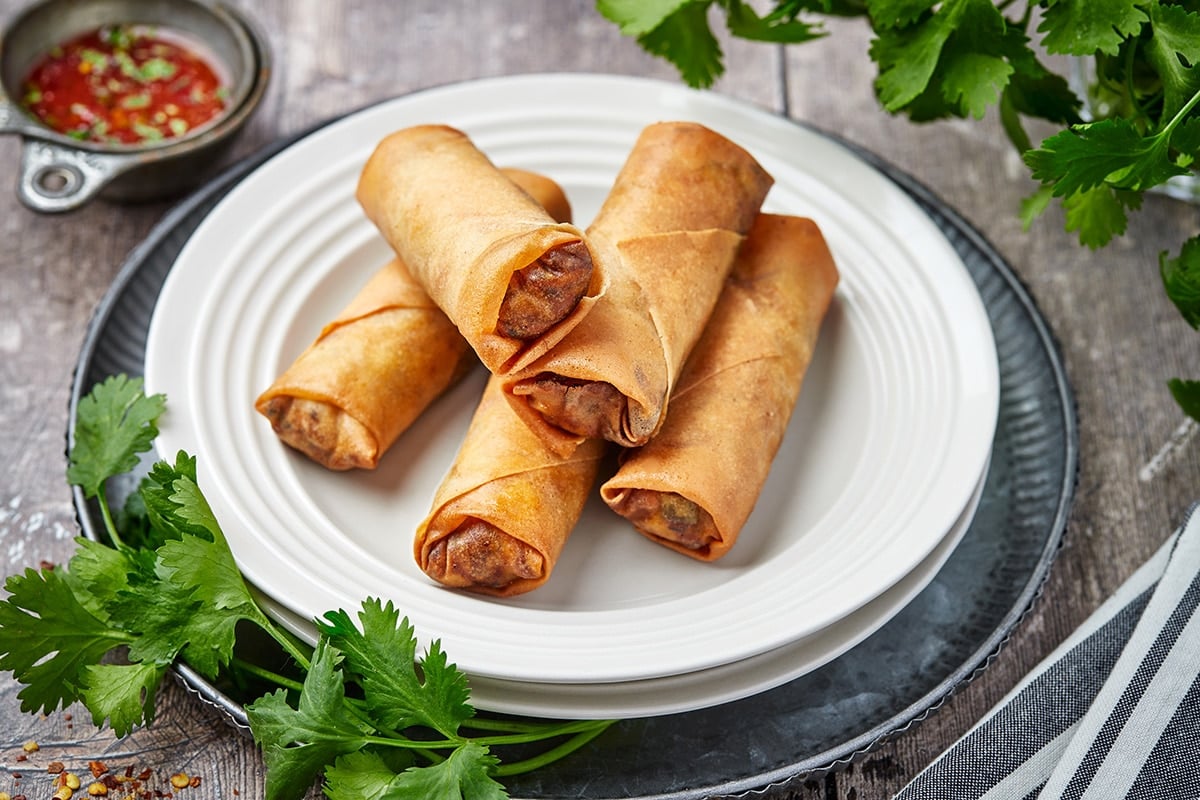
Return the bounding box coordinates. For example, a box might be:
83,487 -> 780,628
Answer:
894,503 -> 1200,800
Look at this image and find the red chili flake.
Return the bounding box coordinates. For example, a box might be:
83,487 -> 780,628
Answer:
40,560 -> 55,571
88,761 -> 107,777
188,776 -> 201,788
138,769 -> 153,781
15,754 -> 27,762
47,762 -> 65,774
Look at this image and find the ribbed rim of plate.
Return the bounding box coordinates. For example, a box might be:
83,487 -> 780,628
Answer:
141,73 -> 999,684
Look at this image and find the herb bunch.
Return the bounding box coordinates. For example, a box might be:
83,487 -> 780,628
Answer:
598,0 -> 1200,420
0,375 -> 612,800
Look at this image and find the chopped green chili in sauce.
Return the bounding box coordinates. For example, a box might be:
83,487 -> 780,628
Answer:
22,25 -> 229,145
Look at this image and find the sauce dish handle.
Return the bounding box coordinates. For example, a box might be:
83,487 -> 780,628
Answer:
17,138 -> 140,213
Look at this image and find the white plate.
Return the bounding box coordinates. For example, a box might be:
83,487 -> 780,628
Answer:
257,463 -> 983,718
144,74 -> 999,685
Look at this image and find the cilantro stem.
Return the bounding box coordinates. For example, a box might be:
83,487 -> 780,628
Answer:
1163,87 -> 1200,138
96,488 -> 125,550
362,734 -> 460,750
468,719 -> 615,747
246,608 -> 313,672
463,716 -> 606,734
352,719 -> 612,754
492,722 -> 614,777
229,656 -> 304,692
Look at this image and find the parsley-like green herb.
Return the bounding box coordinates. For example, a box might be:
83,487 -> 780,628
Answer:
597,0 -> 1200,422
0,375 -> 613,799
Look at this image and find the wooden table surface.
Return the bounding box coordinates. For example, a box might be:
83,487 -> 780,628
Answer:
2,2 -> 1197,798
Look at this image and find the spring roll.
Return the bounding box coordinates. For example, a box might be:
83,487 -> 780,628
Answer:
255,169 -> 574,471
355,124 -> 603,372
503,122 -> 774,455
600,214 -> 839,560
415,374 -> 608,597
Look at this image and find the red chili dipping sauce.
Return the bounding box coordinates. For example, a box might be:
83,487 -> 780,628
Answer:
22,25 -> 229,146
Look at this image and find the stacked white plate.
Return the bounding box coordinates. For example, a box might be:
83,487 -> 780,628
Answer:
144,75 -> 999,720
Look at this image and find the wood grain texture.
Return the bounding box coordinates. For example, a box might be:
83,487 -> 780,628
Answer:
1,2 -> 1197,799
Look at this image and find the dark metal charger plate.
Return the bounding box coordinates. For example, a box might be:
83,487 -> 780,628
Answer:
69,113 -> 1078,800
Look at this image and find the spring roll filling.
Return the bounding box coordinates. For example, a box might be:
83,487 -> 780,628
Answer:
511,375 -> 627,441
425,520 -> 545,589
615,489 -> 719,551
497,240 -> 593,338
258,395 -> 377,471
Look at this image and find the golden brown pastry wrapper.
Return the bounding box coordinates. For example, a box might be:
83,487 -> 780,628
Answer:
415,374 -> 607,597
355,124 -> 603,372
600,214 -> 839,561
503,121 -> 773,455
255,168 -> 573,470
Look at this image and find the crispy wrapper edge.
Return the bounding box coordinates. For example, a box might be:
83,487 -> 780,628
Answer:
255,168 -> 575,470
354,124 -> 603,373
414,374 -> 608,597
498,122 -> 775,455
600,214 -> 840,561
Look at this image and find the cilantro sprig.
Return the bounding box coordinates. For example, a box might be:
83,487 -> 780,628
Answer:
598,0 -> 1200,423
0,375 -> 613,800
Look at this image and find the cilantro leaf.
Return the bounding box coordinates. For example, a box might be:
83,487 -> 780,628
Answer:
61,536 -> 142,621
156,473 -> 256,613
596,0 -> 725,87
595,0 -> 687,35
866,0 -> 935,29
637,2 -> 725,88
1146,2 -> 1200,121
597,0 -> 824,88
114,556 -> 240,679
334,743 -> 506,800
940,50 -> 1013,119
1173,115 -> 1200,170
97,464 -> 260,679
1168,378 -> 1200,421
114,485 -> 158,551
1062,184 -> 1139,248
725,1 -> 824,44
1161,235 -> 1200,329
0,566 -> 131,715
81,661 -> 166,736
870,8 -> 954,111
774,0 -> 868,15
1026,118 -> 1190,196
318,599 -> 473,737
1037,0 -> 1147,56
324,751 -> 420,800
870,0 -> 1016,119
327,746 -> 506,800
246,641 -> 372,800
1019,184 -> 1056,229
1002,34 -> 1082,126
67,374 -> 165,499
139,452 -> 208,543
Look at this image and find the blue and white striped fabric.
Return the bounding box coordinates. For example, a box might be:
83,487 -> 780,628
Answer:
895,503 -> 1200,800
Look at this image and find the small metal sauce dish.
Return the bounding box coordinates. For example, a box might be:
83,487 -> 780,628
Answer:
0,0 -> 271,212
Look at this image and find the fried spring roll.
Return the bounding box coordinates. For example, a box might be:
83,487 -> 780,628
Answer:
415,374 -> 608,597
255,169 -> 573,471
355,125 -> 603,372
600,214 -> 839,560
503,122 -> 774,455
